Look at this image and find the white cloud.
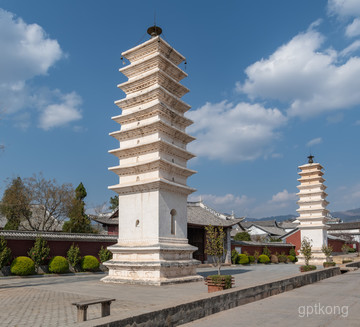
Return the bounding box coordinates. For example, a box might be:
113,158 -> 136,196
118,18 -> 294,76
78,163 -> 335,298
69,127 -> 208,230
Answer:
38,92 -> 82,130
346,18 -> 360,37
340,40 -> 360,56
328,0 -> 360,18
0,9 -> 82,129
269,189 -> 297,203
237,27 -> 360,118
187,101 -> 286,162
0,9 -> 62,88
306,137 -> 322,147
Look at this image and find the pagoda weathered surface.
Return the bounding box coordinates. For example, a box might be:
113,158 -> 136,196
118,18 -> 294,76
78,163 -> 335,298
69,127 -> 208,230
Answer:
102,29 -> 202,285
296,156 -> 329,265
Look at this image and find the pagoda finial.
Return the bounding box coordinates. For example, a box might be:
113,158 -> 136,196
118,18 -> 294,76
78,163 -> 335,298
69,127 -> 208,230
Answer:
147,25 -> 162,38
308,154 -> 314,164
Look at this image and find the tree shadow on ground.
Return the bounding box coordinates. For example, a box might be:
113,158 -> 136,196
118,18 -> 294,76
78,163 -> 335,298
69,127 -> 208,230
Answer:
198,268 -> 249,278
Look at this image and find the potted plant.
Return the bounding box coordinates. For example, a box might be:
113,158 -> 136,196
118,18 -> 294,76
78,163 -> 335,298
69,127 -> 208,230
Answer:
204,225 -> 234,292
321,244 -> 336,268
299,237 -> 316,272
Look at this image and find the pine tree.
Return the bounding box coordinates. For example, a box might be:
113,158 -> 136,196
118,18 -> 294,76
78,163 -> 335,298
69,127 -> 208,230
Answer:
63,183 -> 93,233
0,177 -> 31,230
109,195 -> 119,210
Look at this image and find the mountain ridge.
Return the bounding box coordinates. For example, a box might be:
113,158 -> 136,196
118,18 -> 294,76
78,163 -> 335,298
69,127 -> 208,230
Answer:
247,208 -> 360,223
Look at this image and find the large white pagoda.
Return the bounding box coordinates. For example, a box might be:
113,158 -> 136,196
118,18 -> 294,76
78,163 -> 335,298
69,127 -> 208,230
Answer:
102,26 -> 202,285
296,155 -> 330,265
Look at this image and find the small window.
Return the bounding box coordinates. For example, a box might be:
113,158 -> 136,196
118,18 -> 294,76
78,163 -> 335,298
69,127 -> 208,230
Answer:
135,220 -> 140,227
170,209 -> 176,235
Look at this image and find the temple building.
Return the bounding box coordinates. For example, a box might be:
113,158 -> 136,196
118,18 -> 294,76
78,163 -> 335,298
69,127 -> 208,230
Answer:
296,155 -> 330,264
102,26 -> 202,285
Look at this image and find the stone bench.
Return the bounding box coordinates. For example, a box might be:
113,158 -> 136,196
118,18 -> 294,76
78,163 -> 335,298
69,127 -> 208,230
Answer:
72,298 -> 115,322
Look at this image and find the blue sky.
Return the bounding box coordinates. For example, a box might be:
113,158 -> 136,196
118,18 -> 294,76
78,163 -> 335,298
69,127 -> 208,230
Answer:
1,0 -> 360,218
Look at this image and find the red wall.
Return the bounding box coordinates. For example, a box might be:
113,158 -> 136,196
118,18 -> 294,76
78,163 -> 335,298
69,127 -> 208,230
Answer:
5,239 -> 117,262
328,238 -> 346,253
285,230 -> 301,255
231,243 -> 294,255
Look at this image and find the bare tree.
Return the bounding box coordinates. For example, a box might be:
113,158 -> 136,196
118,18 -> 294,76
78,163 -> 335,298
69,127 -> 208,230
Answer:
19,173 -> 74,231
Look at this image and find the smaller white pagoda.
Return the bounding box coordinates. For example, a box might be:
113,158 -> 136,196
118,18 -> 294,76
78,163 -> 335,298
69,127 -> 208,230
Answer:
296,155 -> 330,265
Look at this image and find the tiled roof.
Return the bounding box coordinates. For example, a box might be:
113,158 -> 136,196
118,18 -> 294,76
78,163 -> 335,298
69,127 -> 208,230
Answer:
241,220 -> 278,229
251,225 -> 287,237
89,211 -> 118,225
0,230 -> 117,242
278,222 -> 299,229
327,222 -> 360,230
187,204 -> 243,227
232,240 -> 293,247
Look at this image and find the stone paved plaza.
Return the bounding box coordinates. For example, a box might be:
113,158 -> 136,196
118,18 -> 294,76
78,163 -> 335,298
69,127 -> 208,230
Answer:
183,269 -> 360,327
0,265 -> 302,326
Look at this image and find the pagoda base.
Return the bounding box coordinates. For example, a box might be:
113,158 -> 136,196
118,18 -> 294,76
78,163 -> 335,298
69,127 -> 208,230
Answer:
296,250 -> 327,266
101,242 -> 203,285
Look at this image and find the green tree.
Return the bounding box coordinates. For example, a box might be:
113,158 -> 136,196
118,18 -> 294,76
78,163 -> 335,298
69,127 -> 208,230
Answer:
205,225 -> 226,275
109,195 -> 119,211
63,183 -> 93,233
234,231 -> 251,241
321,244 -> 333,263
0,177 -> 31,230
300,237 -> 313,266
0,236 -> 12,268
28,237 -> 50,269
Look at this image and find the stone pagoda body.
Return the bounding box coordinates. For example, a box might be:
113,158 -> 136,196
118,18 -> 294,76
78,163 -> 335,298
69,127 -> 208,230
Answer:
102,26 -> 202,285
296,155 -> 329,265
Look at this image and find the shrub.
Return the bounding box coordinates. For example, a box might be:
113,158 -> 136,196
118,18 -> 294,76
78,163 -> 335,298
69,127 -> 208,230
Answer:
49,256 -> 69,274
10,256 -> 35,276
323,262 -> 336,267
234,232 -> 251,241
300,265 -> 317,272
269,237 -> 282,242
248,255 -> 255,263
28,237 -> 50,268
342,259 -> 353,264
270,254 -> 279,264
81,255 -> 100,271
262,246 -> 271,257
341,244 -> 351,254
258,254 -> 270,264
348,247 -> 356,253
278,252 -> 287,263
0,236 -> 12,268
238,254 -> 249,264
289,248 -> 297,257
231,249 -> 239,264
67,243 -> 81,267
287,255 -> 296,262
253,250 -> 260,263
98,246 -> 112,263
